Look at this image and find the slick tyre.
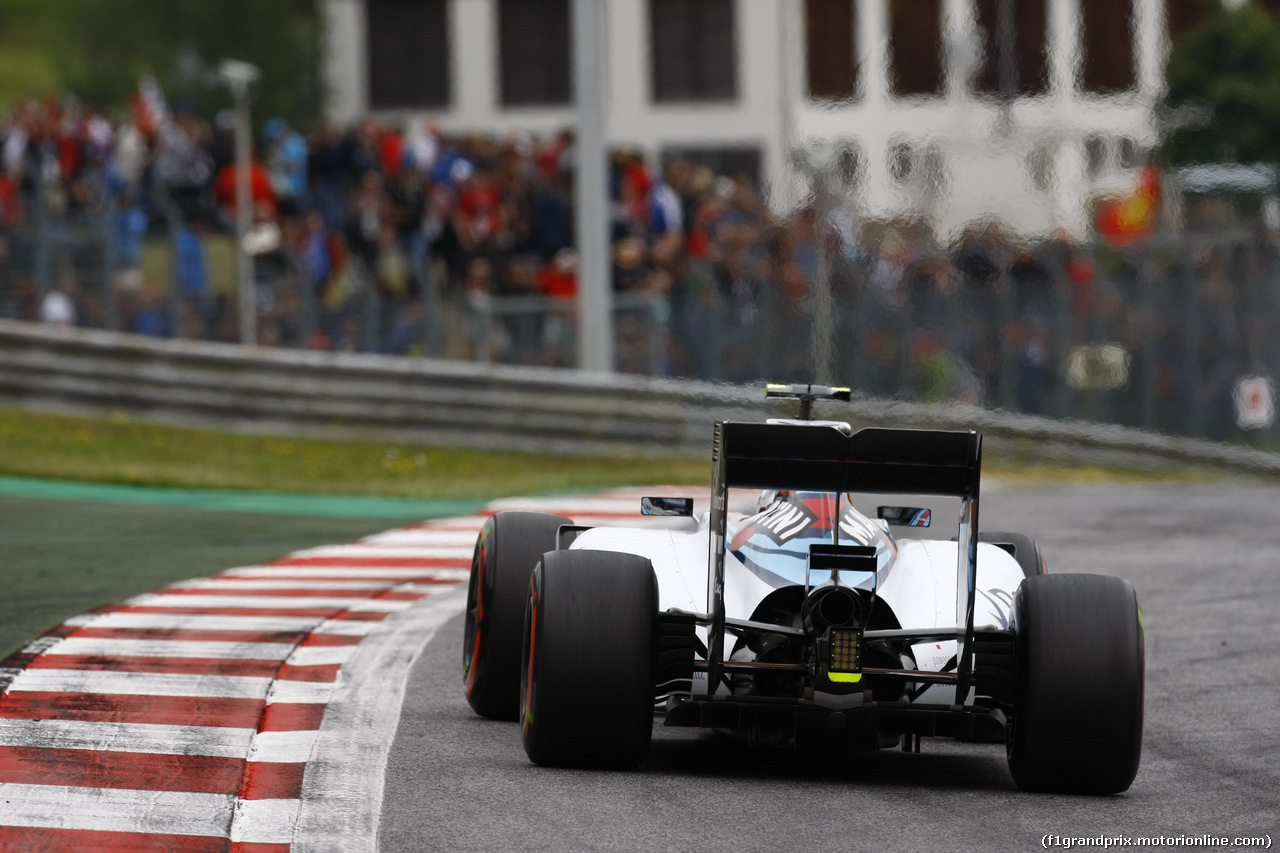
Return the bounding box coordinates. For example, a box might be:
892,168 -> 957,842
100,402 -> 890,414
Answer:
521,549 -> 657,769
1008,573 -> 1144,794
980,531 -> 1047,579
464,511 -> 570,720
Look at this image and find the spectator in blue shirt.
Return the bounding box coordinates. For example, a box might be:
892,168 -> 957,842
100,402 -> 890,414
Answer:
264,117 -> 308,218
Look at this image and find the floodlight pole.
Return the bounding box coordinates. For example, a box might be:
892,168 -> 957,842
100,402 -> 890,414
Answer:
810,196 -> 835,383
219,60 -> 261,347
573,0 -> 613,373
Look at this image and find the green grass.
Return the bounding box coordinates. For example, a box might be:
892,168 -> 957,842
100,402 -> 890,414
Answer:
0,408 -> 711,498
0,495 -> 433,660
0,408 -> 1224,499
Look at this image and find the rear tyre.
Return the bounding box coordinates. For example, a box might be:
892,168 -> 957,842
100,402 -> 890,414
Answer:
1007,573 -> 1144,794
464,511 -> 570,720
521,549 -> 657,769
981,531 -> 1047,579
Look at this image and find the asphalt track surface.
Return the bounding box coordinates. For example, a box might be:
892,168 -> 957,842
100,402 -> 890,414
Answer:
381,483 -> 1280,853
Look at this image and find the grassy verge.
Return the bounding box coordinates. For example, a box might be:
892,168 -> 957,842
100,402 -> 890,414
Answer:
0,495 -> 433,660
0,408 -> 711,498
0,408 -> 1225,499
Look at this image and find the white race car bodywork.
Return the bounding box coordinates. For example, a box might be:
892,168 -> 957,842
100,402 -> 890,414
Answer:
570,497 -> 1025,706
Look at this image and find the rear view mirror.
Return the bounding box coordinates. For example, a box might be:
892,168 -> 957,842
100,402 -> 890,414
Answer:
641,496 -> 694,517
877,506 -> 932,527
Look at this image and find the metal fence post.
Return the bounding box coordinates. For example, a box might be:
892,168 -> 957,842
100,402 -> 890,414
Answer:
32,156 -> 51,306
152,177 -> 183,339
420,254 -> 439,357
1183,246 -> 1205,437
364,269 -> 380,353
999,265 -> 1017,411
300,269 -> 316,350
1139,259 -> 1156,431
1052,247 -> 1072,420
99,185 -> 119,332
647,294 -> 663,376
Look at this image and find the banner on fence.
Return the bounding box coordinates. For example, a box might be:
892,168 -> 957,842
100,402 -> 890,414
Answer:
1234,376 -> 1275,431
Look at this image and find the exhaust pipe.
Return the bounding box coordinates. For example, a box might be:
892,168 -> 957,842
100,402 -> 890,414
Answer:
802,586 -> 863,634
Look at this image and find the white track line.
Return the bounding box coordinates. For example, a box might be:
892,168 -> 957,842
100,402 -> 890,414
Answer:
250,729 -> 321,763
286,646 -> 359,667
221,567 -> 468,581
484,497 -> 647,513
229,798 -> 301,845
33,637 -> 359,668
0,719 -> 255,756
267,680 -> 334,705
286,545 -> 473,559
61,612 -> 337,632
45,637 -> 297,660
306,620 -> 384,637
7,670 -> 333,704
6,669 -> 276,699
360,529 -> 479,546
290,586 -> 466,853
172,578 -> 409,592
125,594 -> 415,612
0,784 -> 235,837
400,583 -> 454,595
399,515 -> 492,529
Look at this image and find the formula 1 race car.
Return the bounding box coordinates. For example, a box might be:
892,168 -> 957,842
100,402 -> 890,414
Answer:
463,384 -> 1144,794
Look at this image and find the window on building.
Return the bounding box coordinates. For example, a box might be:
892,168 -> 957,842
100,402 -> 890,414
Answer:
888,140 -> 914,183
1080,0 -> 1136,94
1027,144 -> 1055,192
806,0 -> 858,101
1084,134 -> 1107,177
973,0 -> 1048,97
366,0 -> 450,109
888,0 -> 943,97
650,0 -> 737,103
499,0 -> 572,106
918,143 -> 947,193
834,142 -> 865,189
1117,136 -> 1139,169
1166,0 -> 1214,43
662,145 -> 761,188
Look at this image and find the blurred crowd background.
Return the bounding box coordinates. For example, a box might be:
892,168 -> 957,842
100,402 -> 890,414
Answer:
2,90 -> 1279,443
5,0 -> 1280,445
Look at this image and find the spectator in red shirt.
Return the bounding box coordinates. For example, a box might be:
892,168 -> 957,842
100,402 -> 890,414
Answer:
454,163 -> 505,258
212,156 -> 278,222
537,248 -> 578,298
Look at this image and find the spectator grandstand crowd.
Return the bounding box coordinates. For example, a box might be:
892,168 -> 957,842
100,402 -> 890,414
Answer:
2,90 -> 1278,441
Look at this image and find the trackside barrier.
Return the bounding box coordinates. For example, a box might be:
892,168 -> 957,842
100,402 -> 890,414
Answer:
2,318 -> 1279,476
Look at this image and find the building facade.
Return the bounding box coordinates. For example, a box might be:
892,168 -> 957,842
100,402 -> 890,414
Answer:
323,0 -> 1215,240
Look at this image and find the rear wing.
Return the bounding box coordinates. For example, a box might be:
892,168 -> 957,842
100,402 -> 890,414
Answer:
705,421 -> 983,703
716,421 -> 979,497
